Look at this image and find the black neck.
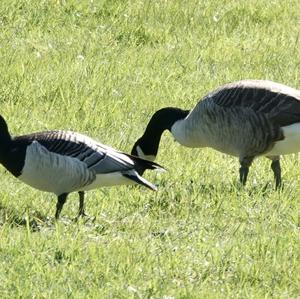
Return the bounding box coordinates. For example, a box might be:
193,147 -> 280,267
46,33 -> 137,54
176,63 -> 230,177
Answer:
132,107 -> 189,156
0,116 -> 30,177
0,115 -> 12,158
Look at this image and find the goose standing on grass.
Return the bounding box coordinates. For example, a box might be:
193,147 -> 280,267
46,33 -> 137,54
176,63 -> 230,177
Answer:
0,115 -> 164,219
131,80 -> 300,189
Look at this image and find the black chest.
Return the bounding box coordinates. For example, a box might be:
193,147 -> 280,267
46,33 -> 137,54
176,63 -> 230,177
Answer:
0,143 -> 28,177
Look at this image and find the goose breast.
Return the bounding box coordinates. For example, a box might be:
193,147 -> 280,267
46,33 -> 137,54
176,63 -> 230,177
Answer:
19,141 -> 95,195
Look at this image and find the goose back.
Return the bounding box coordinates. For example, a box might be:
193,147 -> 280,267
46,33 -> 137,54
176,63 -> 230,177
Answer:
208,80 -> 300,126
15,131 -> 137,174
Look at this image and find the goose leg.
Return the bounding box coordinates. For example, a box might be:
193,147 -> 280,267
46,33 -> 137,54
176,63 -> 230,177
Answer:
239,156 -> 254,185
55,193 -> 68,220
266,156 -> 282,190
78,191 -> 87,218
271,159 -> 281,189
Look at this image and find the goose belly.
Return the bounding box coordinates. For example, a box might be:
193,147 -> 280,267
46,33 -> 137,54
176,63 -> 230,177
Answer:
267,123 -> 300,156
172,124 -> 241,156
18,142 -> 94,195
81,173 -> 134,191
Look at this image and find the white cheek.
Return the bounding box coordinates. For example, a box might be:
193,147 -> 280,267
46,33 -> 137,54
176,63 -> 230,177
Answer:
136,146 -> 156,162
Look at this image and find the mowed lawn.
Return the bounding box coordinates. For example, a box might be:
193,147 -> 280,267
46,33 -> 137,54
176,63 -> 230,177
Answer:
0,0 -> 299,297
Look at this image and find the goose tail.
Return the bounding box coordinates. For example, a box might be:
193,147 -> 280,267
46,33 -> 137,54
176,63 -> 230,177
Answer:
122,171 -> 158,191
126,153 -> 166,175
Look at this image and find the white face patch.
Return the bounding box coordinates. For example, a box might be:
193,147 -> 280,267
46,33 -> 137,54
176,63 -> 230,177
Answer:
136,145 -> 156,162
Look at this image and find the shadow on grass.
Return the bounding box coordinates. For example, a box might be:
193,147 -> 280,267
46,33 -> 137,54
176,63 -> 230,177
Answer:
0,204 -> 106,234
0,204 -> 53,232
196,179 -> 283,197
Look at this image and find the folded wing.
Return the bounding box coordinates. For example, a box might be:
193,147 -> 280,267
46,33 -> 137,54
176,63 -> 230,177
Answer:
16,131 -> 162,192
209,80 -> 300,127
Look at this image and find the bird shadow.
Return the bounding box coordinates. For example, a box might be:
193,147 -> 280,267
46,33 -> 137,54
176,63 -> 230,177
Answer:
0,206 -> 50,232
0,203 -> 101,233
194,179 -> 281,198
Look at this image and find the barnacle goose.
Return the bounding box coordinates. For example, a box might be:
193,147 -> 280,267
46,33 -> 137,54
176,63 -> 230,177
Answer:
0,115 -> 164,219
131,80 -> 300,188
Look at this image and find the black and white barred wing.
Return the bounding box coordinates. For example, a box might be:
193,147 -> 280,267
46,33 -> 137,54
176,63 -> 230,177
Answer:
208,80 -> 300,127
87,143 -> 135,173
30,131 -> 137,173
17,131 -> 159,191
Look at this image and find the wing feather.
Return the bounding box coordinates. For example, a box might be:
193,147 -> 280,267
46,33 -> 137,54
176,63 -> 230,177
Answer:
209,80 -> 300,126
15,131 -> 140,175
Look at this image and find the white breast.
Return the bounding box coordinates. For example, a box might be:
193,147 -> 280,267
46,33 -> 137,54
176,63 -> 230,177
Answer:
19,142 -> 95,195
267,123 -> 300,156
171,119 -> 202,147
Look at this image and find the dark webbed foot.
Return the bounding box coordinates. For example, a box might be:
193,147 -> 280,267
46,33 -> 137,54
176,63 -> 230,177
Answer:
55,193 -> 68,220
239,156 -> 254,185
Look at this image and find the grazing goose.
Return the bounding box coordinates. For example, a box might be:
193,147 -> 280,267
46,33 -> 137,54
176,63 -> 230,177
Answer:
131,80 -> 300,188
0,115 -> 164,219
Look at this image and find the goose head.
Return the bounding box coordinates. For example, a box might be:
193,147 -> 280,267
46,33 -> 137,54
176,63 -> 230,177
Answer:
131,107 -> 189,161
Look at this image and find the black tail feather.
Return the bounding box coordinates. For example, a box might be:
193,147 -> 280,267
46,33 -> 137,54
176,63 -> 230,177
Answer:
122,172 -> 157,191
125,153 -> 165,175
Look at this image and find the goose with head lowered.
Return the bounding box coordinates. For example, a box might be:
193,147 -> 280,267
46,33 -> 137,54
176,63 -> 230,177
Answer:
131,80 -> 300,189
0,115 -> 164,219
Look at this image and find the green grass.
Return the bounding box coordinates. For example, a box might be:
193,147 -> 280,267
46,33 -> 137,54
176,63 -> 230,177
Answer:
0,0 -> 300,297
